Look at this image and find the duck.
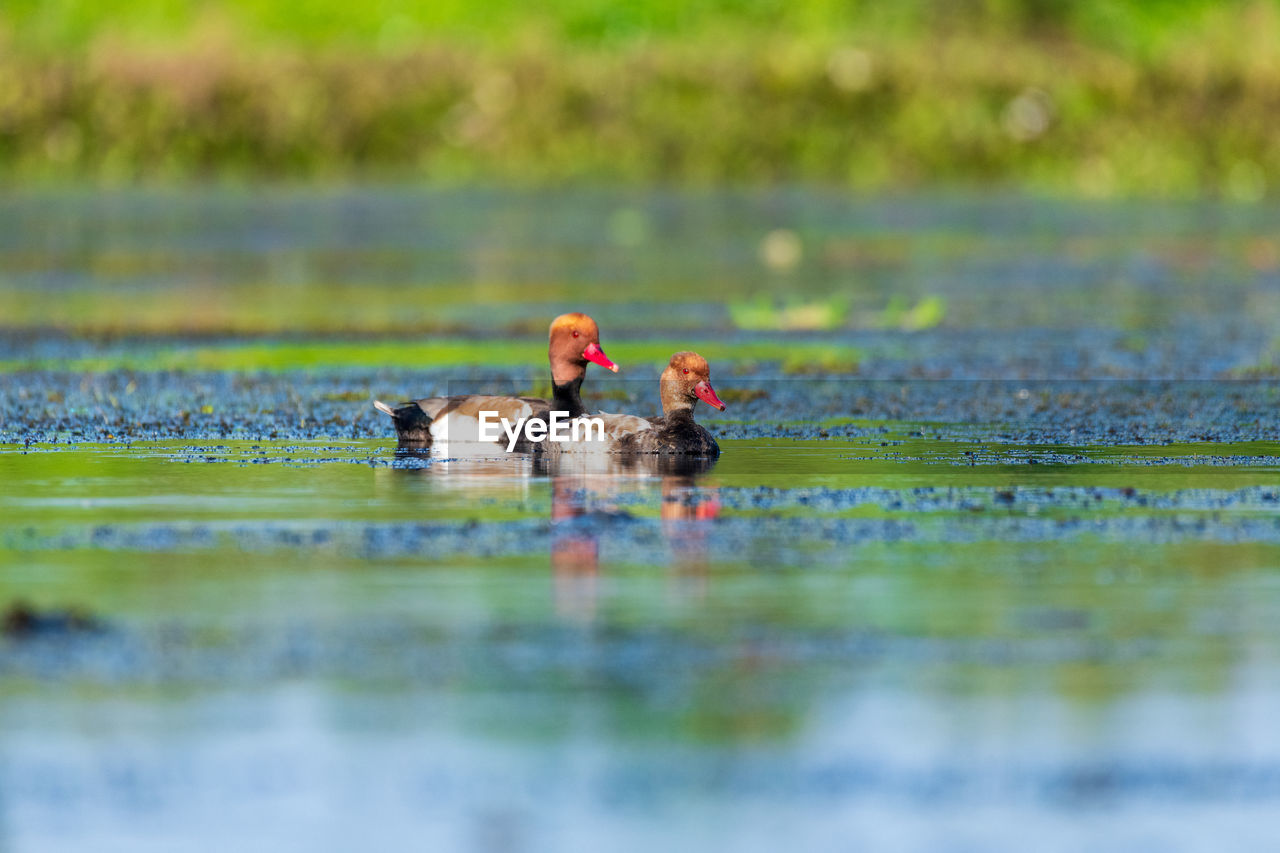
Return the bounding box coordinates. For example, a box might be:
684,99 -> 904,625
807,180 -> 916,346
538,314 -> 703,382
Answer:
373,312 -> 619,449
542,351 -> 726,458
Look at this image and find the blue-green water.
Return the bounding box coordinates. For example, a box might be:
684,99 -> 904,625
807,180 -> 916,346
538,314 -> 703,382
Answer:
5,437 -> 1280,850
5,187 -> 1280,851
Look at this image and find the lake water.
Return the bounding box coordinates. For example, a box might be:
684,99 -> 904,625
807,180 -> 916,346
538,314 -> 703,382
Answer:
3,187 -> 1280,850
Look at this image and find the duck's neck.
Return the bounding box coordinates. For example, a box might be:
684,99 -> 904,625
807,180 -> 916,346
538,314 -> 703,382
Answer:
659,374 -> 695,419
662,399 -> 696,421
552,375 -> 586,417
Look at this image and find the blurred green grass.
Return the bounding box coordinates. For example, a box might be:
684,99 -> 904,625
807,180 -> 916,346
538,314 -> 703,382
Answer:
2,0 -> 1256,56
0,337 -> 863,374
1,0 -> 1278,193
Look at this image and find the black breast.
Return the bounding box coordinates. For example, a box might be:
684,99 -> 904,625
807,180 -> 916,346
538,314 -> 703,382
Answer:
617,415 -> 720,457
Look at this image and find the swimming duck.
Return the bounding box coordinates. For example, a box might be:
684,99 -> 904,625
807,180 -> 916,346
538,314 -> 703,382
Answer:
543,351 -> 726,458
373,312 -> 618,448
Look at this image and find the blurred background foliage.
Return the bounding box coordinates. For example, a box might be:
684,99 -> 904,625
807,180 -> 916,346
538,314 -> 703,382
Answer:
1,0 -> 1277,195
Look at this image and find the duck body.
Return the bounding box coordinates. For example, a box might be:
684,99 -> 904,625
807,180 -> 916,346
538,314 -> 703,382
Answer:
373,314 -> 617,449
375,393 -> 548,450
375,376 -> 589,450
615,409 -> 720,457
540,351 -> 726,458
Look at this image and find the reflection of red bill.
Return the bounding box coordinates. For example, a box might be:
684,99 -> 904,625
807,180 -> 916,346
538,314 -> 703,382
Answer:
582,341 -> 619,372
694,380 -> 726,411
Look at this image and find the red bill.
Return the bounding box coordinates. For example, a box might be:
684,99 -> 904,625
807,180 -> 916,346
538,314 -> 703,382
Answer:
694,380 -> 726,411
582,341 -> 619,372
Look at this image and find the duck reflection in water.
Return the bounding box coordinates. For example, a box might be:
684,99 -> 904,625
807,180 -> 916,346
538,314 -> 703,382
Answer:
381,449 -> 719,622
541,453 -> 720,621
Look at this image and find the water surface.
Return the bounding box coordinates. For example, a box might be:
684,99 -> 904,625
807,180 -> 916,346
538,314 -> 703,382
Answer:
5,436 -> 1280,851
4,187 -> 1280,851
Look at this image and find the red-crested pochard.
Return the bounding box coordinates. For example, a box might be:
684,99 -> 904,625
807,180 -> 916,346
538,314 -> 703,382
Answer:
373,312 -> 618,448
544,351 -> 726,457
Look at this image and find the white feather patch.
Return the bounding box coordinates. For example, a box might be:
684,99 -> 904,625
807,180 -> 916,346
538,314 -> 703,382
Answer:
432,399 -> 534,446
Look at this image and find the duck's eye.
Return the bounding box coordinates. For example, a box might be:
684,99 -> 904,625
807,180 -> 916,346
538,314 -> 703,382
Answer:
572,330 -> 580,338
683,368 -> 689,374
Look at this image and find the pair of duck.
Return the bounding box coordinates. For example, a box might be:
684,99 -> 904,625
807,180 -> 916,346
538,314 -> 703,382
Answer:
373,313 -> 727,456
